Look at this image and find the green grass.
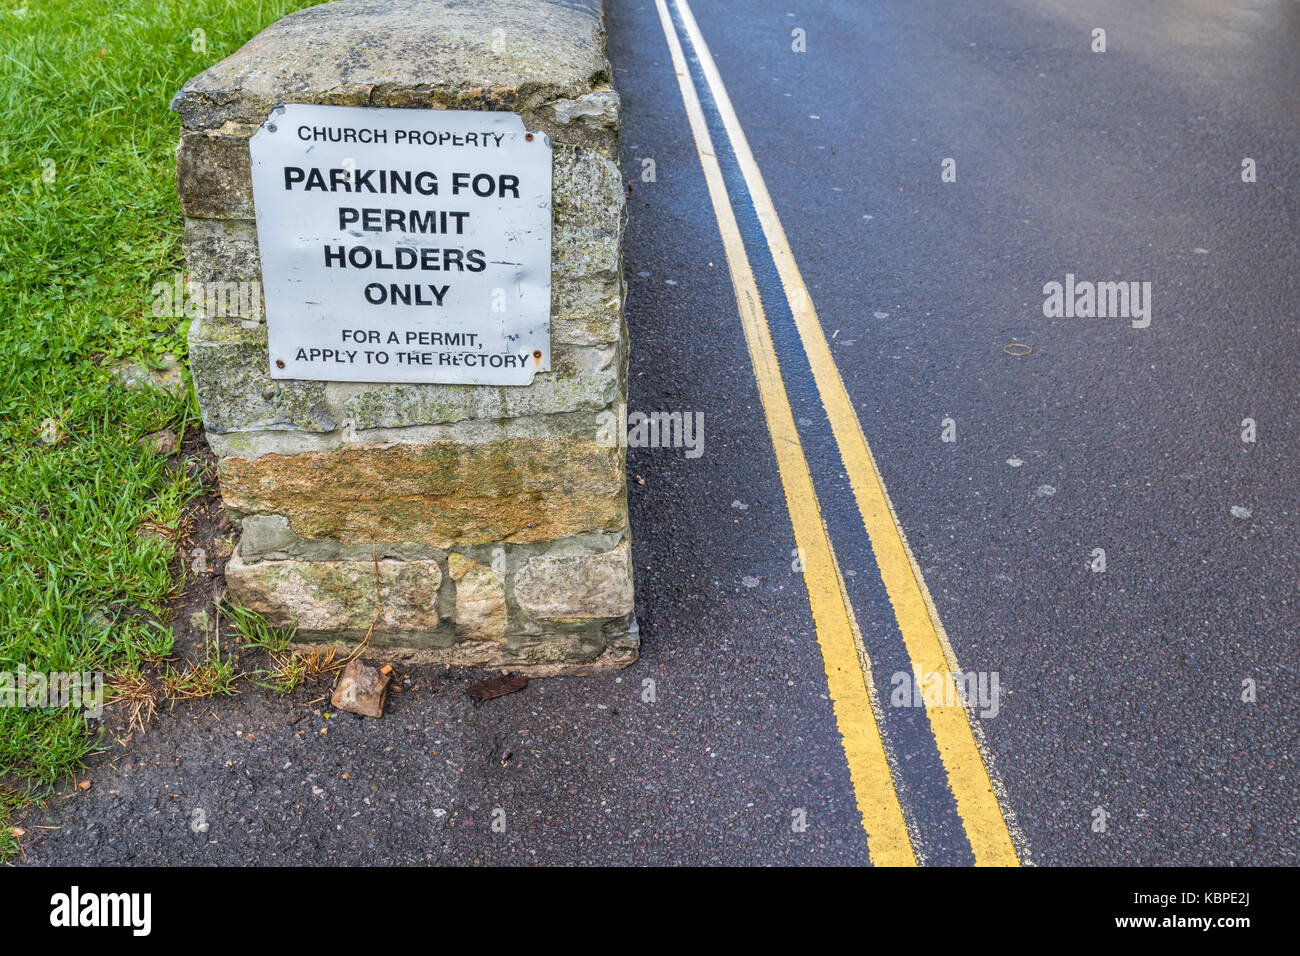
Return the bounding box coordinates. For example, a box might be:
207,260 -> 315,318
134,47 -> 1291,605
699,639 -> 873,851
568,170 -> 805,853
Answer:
225,597 -> 304,693
0,0 -> 321,859
161,634 -> 239,700
223,598 -> 295,655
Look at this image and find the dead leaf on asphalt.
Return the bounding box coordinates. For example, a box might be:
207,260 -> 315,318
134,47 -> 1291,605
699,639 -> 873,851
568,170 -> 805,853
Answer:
466,674 -> 528,701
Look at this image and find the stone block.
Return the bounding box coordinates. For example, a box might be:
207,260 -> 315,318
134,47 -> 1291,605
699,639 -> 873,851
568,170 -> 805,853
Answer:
225,552 -> 442,633
183,217 -> 263,287
176,124 -> 258,219
448,553 -> 507,642
514,541 -> 634,620
218,433 -> 626,548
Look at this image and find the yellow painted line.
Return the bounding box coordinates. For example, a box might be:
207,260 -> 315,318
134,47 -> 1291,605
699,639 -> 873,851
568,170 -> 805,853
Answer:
653,0 -> 916,866
673,0 -> 1020,866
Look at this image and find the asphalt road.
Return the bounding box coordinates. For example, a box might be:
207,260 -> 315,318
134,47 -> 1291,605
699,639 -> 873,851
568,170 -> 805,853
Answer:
19,0 -> 1299,866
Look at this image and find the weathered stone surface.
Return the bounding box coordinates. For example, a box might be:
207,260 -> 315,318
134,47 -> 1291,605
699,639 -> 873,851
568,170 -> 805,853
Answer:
514,541 -> 633,619
183,217 -> 262,288
551,90 -> 620,128
225,552 -> 441,631
500,620 -> 638,673
219,435 -> 626,548
203,408 -> 596,461
170,0 -> 613,149
330,659 -> 391,718
552,273 -> 623,346
176,124 -> 258,219
189,316 -> 335,434
238,514 -> 298,558
237,513 -> 449,562
553,147 -> 625,282
448,553 -> 507,642
534,89 -> 621,150
289,628 -> 637,675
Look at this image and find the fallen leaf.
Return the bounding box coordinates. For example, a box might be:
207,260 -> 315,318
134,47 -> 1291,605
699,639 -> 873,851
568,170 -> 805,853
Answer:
466,673 -> 528,701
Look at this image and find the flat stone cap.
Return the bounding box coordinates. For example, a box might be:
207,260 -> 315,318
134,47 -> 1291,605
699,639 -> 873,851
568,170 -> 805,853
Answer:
172,0 -> 611,130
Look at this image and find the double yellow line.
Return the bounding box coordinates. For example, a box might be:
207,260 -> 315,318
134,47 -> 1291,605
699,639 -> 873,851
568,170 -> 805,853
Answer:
654,0 -> 1020,866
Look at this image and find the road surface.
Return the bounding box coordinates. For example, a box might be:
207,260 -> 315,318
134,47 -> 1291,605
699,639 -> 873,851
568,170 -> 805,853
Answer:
21,0 -> 1299,866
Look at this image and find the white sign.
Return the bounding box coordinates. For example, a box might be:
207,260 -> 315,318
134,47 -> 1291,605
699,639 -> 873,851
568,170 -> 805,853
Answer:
248,103 -> 552,385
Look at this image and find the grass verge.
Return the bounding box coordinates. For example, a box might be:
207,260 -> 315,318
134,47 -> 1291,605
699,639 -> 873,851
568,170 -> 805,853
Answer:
0,0 -> 321,861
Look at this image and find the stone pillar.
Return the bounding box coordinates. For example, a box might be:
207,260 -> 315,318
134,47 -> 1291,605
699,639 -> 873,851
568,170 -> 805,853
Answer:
172,0 -> 635,674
